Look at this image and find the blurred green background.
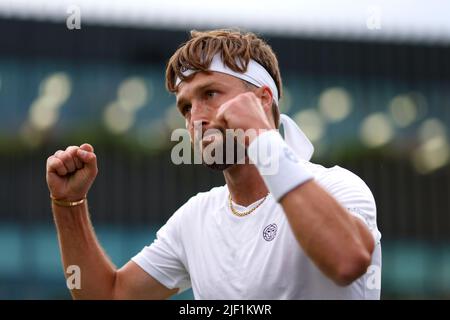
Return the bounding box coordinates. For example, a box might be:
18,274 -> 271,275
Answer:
1,1 -> 450,299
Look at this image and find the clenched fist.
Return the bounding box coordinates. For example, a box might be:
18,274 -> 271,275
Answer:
46,143 -> 98,201
215,92 -> 274,132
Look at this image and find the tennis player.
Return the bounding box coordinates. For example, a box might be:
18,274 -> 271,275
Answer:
47,29 -> 381,299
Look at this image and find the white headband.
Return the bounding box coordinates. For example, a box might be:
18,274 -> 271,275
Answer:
175,54 -> 314,161
176,54 -> 279,103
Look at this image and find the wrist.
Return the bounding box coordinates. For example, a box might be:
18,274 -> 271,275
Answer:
247,128 -> 267,145
50,195 -> 87,207
247,130 -> 314,201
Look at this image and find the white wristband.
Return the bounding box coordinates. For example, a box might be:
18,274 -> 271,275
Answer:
247,130 -> 314,201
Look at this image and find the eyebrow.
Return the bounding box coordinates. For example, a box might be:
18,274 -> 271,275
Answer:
176,81 -> 220,110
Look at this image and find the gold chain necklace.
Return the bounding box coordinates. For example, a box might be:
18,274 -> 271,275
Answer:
228,193 -> 269,217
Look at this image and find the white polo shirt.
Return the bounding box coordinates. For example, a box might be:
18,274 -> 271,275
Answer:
132,161 -> 382,299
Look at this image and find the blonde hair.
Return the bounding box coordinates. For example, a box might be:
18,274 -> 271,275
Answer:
165,29 -> 282,127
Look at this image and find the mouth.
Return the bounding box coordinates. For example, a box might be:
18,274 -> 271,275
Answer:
201,132 -> 222,148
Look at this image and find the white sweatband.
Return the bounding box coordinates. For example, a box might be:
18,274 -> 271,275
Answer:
247,130 -> 314,201
176,53 -> 279,104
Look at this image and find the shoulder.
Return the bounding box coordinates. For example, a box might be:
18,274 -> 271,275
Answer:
169,185 -> 228,222
155,185 -> 227,240
189,184 -> 228,204
184,185 -> 228,211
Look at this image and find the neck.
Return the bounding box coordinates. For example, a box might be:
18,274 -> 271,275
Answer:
223,164 -> 268,207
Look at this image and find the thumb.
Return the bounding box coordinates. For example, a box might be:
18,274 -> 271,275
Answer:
76,148 -> 97,171
80,143 -> 94,152
212,104 -> 228,130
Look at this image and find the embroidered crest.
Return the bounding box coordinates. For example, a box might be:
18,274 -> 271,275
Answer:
263,224 -> 277,241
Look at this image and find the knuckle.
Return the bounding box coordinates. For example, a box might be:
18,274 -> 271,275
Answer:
221,100 -> 231,109
65,152 -> 74,161
48,157 -> 58,166
66,146 -> 79,152
238,94 -> 249,103
55,150 -> 65,157
49,157 -> 57,164
58,152 -> 70,161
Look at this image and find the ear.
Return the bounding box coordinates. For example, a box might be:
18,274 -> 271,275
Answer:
254,86 -> 274,112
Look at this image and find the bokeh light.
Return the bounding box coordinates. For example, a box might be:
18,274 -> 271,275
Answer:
318,87 -> 352,123
360,112 -> 394,148
293,108 -> 326,143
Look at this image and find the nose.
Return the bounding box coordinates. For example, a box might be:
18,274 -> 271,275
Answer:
188,101 -> 212,130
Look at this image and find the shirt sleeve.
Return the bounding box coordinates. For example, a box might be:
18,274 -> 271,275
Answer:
316,166 -> 382,245
131,201 -> 192,293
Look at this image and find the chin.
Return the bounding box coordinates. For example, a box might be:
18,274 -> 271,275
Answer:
194,132 -> 247,171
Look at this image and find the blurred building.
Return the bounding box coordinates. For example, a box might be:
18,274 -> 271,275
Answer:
0,0 -> 450,299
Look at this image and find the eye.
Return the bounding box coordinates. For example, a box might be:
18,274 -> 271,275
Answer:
181,104 -> 192,116
205,90 -> 217,99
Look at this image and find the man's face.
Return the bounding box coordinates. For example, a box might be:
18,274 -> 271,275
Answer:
176,71 -> 250,171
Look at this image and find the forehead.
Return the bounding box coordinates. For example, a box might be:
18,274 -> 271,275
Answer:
176,71 -> 243,99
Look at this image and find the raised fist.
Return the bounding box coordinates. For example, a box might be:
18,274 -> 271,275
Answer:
46,143 -> 98,201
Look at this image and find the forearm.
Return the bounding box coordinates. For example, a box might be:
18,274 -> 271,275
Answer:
52,201 -> 117,299
280,181 -> 374,285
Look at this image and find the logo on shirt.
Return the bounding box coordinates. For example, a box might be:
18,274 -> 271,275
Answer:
263,224 -> 277,241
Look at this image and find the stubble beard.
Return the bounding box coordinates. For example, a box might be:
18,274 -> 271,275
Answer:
192,129 -> 247,172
